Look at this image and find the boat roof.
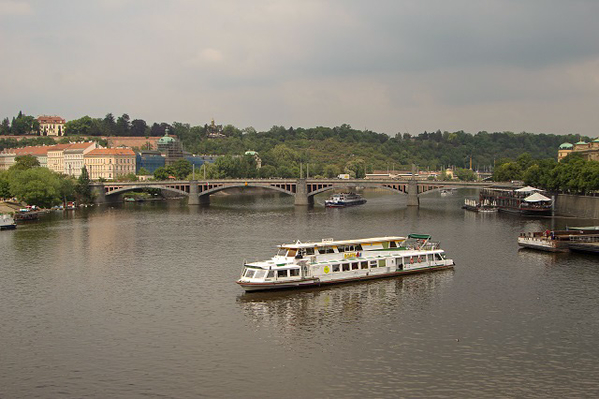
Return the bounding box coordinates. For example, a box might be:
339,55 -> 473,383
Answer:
523,192 -> 552,202
515,186 -> 542,193
279,236 -> 406,249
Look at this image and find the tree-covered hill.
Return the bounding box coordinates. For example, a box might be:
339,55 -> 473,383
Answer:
1,111 -> 586,174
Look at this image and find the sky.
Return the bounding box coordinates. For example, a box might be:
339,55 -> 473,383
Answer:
1,0 -> 598,136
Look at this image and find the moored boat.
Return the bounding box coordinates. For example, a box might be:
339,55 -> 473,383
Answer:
1,214 -> 17,230
324,192 -> 366,208
462,198 -> 497,213
237,234 -> 454,292
480,186 -> 553,216
518,229 -> 599,253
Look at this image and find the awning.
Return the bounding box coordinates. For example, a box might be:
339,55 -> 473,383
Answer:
523,193 -> 552,202
515,186 -> 542,193
408,234 -> 431,240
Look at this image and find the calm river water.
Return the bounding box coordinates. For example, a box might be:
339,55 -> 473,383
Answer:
1,189 -> 599,398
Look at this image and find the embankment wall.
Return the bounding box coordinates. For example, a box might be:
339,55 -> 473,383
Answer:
556,194 -> 599,219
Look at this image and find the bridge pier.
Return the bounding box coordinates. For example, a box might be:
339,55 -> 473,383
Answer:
294,179 -> 313,206
91,183 -> 106,204
188,181 -> 200,205
407,180 -> 420,207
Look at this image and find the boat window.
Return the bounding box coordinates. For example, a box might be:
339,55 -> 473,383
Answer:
287,249 -> 297,257
351,262 -> 359,270
370,260 -> 378,268
337,245 -> 346,253
332,264 -> 340,272
277,270 -> 288,278
267,271 -> 275,278
389,241 -> 397,248
378,259 -> 386,267
305,248 -> 315,256
342,263 -> 350,271
244,269 -> 255,278
254,270 -> 266,279
290,269 -> 299,277
277,248 -> 287,256
360,261 -> 368,269
320,246 -> 335,254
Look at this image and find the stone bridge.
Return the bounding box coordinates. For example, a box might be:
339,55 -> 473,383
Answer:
91,178 -> 498,207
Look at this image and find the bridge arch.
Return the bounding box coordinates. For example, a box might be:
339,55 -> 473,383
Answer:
307,185 -> 336,197
105,185 -> 189,197
199,183 -> 296,197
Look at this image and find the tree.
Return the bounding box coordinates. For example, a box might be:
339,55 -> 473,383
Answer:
8,168 -> 62,208
455,168 -> 477,181
493,162 -> 522,182
116,114 -> 131,136
58,176 -> 76,207
0,118 -> 10,135
153,167 -> 169,180
169,159 -> 192,179
10,112 -> 38,135
344,158 -> 366,178
138,167 -> 151,176
130,119 -> 148,137
65,116 -> 94,136
75,166 -> 93,204
0,171 -> 11,198
11,155 -> 40,170
102,113 -> 117,136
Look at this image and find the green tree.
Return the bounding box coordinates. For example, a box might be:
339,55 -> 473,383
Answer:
0,171 -> 11,198
493,162 -> 522,182
116,114 -> 131,136
153,167 -> 169,180
455,168 -> 476,181
9,168 -> 62,207
344,158 -> 366,178
58,176 -> 76,206
11,155 -> 40,170
138,167 -> 151,176
75,166 -> 94,204
169,159 -> 192,179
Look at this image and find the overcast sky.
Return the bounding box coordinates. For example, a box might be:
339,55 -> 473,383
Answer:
1,0 -> 598,136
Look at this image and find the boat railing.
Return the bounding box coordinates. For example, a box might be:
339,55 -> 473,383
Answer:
569,234 -> 599,243
401,241 -> 439,251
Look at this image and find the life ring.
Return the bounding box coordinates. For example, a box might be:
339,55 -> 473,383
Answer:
324,266 -> 330,274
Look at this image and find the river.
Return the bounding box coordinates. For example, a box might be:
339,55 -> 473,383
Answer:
1,189 -> 598,398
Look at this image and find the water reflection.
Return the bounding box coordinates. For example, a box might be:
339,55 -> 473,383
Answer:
237,270 -> 454,336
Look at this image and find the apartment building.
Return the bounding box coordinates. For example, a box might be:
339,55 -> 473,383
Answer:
85,148 -> 136,180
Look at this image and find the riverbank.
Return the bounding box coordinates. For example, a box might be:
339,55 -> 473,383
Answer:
556,194 -> 599,219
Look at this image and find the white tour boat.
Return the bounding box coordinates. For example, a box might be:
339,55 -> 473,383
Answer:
237,234 -> 454,292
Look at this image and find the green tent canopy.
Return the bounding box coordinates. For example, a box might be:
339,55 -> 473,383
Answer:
408,234 -> 431,240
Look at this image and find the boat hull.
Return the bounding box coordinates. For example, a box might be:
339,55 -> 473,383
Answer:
325,200 -> 367,208
498,206 -> 552,216
517,237 -> 568,252
237,264 -> 454,292
1,224 -> 17,231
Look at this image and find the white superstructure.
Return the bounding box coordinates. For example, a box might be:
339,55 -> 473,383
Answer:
237,234 -> 454,291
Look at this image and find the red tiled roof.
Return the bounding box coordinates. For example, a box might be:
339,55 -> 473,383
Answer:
12,146 -> 52,156
37,116 -> 66,124
87,148 -> 135,156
